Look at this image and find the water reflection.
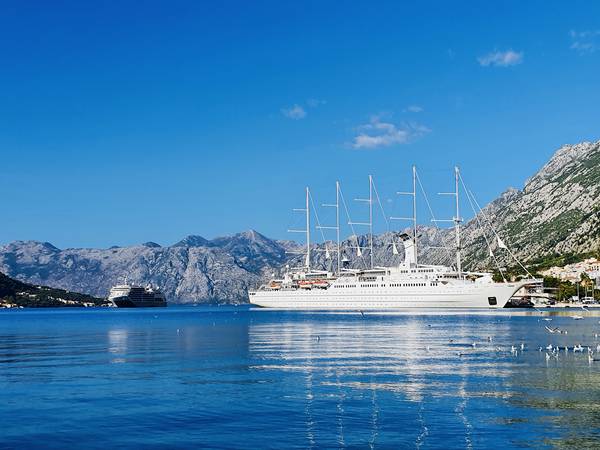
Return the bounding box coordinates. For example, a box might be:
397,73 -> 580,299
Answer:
108,329 -> 128,363
248,310 -> 600,448
249,313 -> 516,447
1,308 -> 600,448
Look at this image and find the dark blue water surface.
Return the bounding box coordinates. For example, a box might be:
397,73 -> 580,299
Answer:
2,306 -> 600,449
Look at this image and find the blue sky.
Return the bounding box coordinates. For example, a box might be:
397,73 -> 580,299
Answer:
1,0 -> 599,248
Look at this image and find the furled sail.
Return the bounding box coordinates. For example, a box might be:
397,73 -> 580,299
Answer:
497,236 -> 507,249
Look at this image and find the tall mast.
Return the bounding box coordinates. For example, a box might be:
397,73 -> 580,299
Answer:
435,167 -> 463,276
454,167 -> 462,278
336,181 -> 340,273
288,187 -> 312,270
351,176 -> 374,269
390,167 -> 418,267
369,175 -> 373,269
412,166 -> 418,266
319,181 -> 341,273
305,186 -> 311,270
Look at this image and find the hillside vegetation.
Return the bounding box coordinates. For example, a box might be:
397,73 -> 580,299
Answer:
0,272 -> 108,308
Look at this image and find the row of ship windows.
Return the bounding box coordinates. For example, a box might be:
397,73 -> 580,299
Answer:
356,270 -> 437,279
335,282 -> 439,289
398,269 -> 436,273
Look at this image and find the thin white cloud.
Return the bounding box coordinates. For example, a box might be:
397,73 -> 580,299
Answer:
569,30 -> 600,54
281,99 -> 325,119
306,98 -> 326,108
478,49 -> 523,67
403,105 -> 424,113
281,104 -> 306,120
351,117 -> 430,150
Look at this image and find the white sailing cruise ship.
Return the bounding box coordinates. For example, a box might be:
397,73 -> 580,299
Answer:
249,167 -> 540,309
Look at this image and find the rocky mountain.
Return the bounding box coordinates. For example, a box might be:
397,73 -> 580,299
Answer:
458,140 -> 600,270
0,140 -> 598,303
0,231 -> 298,304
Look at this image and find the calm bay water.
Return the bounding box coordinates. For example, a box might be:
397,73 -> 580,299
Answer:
1,306 -> 600,449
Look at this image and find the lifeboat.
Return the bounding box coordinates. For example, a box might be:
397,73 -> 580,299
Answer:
297,279 -> 329,289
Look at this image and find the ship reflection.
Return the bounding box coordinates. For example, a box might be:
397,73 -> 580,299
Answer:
249,312 -> 514,447
107,329 -> 128,363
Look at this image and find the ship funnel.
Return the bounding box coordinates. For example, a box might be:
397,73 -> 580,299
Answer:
399,233 -> 416,268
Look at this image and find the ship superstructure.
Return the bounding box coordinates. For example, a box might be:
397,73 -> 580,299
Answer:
249,167 -> 540,309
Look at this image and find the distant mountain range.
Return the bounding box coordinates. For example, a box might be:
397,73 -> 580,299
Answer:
0,230 -> 295,304
1,140 -> 598,304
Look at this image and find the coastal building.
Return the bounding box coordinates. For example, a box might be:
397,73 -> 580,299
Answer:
540,257 -> 600,283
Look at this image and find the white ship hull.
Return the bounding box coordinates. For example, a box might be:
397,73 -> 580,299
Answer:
249,281 -> 530,309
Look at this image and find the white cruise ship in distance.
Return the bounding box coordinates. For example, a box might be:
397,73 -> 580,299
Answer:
249,167 -> 541,309
108,283 -> 167,308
